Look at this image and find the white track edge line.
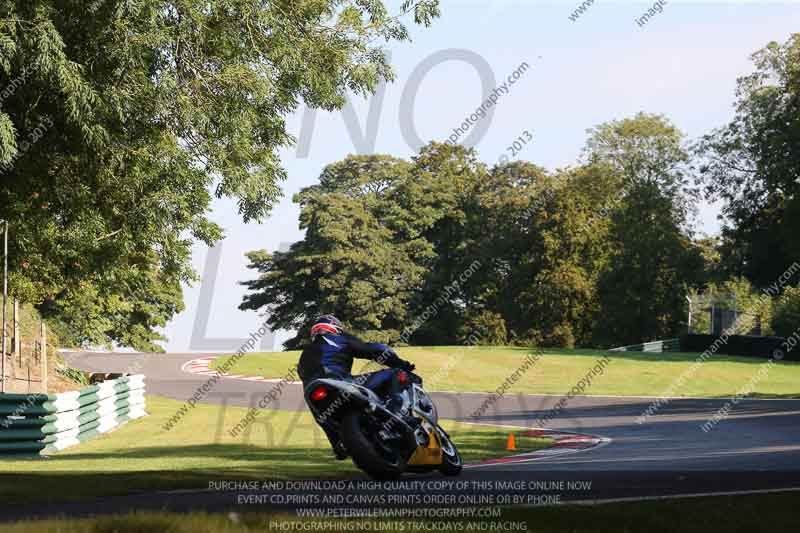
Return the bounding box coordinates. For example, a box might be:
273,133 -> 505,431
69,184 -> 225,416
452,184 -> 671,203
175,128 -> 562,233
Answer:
558,486 -> 800,506
461,421 -> 611,469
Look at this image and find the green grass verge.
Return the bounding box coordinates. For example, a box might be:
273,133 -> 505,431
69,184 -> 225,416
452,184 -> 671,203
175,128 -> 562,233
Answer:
2,492 -> 799,532
0,395 -> 548,505
212,346 -> 800,398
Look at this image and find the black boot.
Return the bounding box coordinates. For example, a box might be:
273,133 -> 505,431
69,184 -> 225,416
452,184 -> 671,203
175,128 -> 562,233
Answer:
333,440 -> 349,460
323,427 -> 349,460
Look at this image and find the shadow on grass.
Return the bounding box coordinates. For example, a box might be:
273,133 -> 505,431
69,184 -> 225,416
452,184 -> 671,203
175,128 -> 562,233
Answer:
739,392 -> 800,399
0,444 -> 353,505
0,427 -> 548,505
30,443 -> 338,463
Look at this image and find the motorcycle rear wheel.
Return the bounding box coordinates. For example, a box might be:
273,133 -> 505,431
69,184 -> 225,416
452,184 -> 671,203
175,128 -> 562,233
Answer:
340,411 -> 407,480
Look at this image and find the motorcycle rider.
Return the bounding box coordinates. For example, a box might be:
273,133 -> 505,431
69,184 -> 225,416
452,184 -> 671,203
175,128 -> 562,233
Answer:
298,314 -> 415,459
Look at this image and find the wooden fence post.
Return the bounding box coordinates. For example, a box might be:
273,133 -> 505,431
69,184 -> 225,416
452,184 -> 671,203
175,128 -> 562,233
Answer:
13,298 -> 19,364
1,219 -> 6,393
40,321 -> 47,394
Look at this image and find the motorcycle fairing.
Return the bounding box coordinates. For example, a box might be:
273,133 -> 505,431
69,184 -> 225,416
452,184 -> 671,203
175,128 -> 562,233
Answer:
407,424 -> 444,466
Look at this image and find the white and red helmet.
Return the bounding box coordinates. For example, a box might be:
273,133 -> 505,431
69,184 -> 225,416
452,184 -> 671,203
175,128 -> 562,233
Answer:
310,314 -> 344,337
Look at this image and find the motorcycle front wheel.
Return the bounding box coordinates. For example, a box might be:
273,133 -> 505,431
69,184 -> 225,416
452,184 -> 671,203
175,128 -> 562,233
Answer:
340,411 -> 407,480
436,426 -> 463,476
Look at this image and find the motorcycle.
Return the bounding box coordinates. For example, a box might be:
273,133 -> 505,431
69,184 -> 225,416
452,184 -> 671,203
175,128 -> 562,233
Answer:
304,368 -> 463,480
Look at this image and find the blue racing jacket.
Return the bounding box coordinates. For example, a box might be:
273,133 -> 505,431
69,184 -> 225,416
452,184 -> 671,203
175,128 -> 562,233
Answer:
297,333 -> 400,382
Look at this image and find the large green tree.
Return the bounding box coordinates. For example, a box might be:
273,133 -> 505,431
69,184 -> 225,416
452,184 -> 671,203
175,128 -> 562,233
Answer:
469,161 -> 615,347
240,144 -> 492,348
697,34 -> 800,289
240,154 -> 433,348
241,145 -> 622,349
0,0 -> 439,350
401,143 -> 489,344
587,113 -> 704,345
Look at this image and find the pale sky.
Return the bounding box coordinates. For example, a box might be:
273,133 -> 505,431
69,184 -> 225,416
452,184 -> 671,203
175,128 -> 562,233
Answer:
161,1 -> 800,352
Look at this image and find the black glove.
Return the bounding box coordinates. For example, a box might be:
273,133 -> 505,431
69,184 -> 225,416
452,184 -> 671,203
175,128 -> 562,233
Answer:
380,347 -> 398,364
398,359 -> 415,372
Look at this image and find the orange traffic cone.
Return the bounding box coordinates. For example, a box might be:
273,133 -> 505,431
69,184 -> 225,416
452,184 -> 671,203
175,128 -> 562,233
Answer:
506,433 -> 516,451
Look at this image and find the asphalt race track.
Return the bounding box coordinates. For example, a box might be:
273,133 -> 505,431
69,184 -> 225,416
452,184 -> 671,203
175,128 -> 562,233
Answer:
3,350 -> 799,520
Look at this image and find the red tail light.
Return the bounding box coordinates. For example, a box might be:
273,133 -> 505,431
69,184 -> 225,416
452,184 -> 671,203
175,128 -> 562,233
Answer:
397,370 -> 409,385
310,386 -> 328,402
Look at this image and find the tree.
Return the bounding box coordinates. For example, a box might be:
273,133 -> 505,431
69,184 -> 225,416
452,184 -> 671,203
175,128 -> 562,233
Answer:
402,143 -> 489,344
472,162 -> 614,347
242,122 -> 711,349
697,34 -> 800,288
0,0 -> 440,350
587,113 -> 704,345
585,112 -> 696,221
241,140 -> 677,349
241,144 -> 494,348
688,276 -> 773,336
39,252 -> 185,352
240,155 -> 431,348
772,286 -> 800,338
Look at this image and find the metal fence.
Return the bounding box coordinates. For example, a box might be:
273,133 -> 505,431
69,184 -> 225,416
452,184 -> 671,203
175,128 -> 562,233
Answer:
609,338 -> 681,353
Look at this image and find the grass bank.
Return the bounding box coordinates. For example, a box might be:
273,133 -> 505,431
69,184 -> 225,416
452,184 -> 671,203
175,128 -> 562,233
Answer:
211,346 -> 800,398
2,492 -> 799,532
0,395 -> 548,505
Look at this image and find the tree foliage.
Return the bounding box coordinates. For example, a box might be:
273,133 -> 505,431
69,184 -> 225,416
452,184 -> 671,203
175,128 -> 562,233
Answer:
772,286 -> 800,338
0,0 -> 439,350
240,154 -> 430,347
688,276 -> 773,336
240,37 -> 800,349
242,123 -> 703,348
585,114 -> 704,345
240,145 -> 491,348
697,34 -> 800,288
